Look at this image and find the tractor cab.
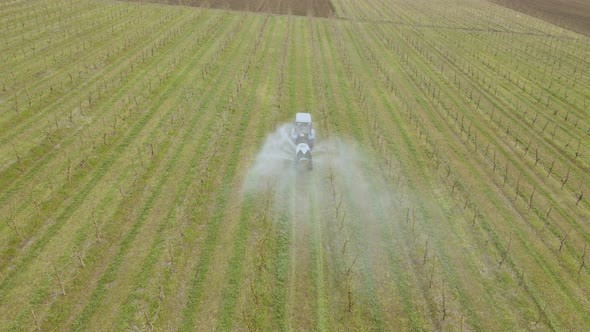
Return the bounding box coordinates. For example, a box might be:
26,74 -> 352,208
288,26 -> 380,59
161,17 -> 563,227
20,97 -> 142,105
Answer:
291,112 -> 315,149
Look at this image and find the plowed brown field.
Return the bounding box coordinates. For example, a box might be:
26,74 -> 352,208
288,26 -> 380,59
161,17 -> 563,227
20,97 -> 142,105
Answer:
488,0 -> 590,36
127,0 -> 336,17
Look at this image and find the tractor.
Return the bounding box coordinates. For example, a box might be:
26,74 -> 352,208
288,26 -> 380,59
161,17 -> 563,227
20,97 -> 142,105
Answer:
291,113 -> 315,171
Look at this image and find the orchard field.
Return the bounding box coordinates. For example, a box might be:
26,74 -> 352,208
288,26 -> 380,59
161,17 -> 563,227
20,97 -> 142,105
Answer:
1,0 -> 589,330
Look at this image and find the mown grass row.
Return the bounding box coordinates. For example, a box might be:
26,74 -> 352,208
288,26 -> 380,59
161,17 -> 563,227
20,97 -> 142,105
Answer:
318,21 -> 420,330
381,0 -> 590,269
122,11 -> 270,330
2,7 -> 238,330
360,1 -> 588,330
69,14 -> 247,331
0,0 -> 179,143
237,15 -> 292,332
0,2 -> 211,289
1,2 -> 243,330
328,19 -> 486,328
197,15 -> 275,330
0,4 -> 201,260
324,0 -> 589,329
311,19 -> 383,331
175,12 -> 273,331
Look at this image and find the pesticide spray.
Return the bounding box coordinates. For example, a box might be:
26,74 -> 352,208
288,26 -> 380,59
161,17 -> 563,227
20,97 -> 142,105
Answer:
241,122 -> 408,312
240,121 -> 460,320
242,123 -> 397,217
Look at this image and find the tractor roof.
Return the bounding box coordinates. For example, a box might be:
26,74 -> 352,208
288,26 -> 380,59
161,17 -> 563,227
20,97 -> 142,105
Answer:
295,113 -> 312,123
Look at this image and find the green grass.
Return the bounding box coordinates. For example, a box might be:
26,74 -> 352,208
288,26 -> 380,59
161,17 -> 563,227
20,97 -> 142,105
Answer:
1,0 -> 589,330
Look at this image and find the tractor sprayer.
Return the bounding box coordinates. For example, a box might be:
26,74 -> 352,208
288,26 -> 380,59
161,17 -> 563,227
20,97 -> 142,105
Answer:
291,112 -> 314,171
